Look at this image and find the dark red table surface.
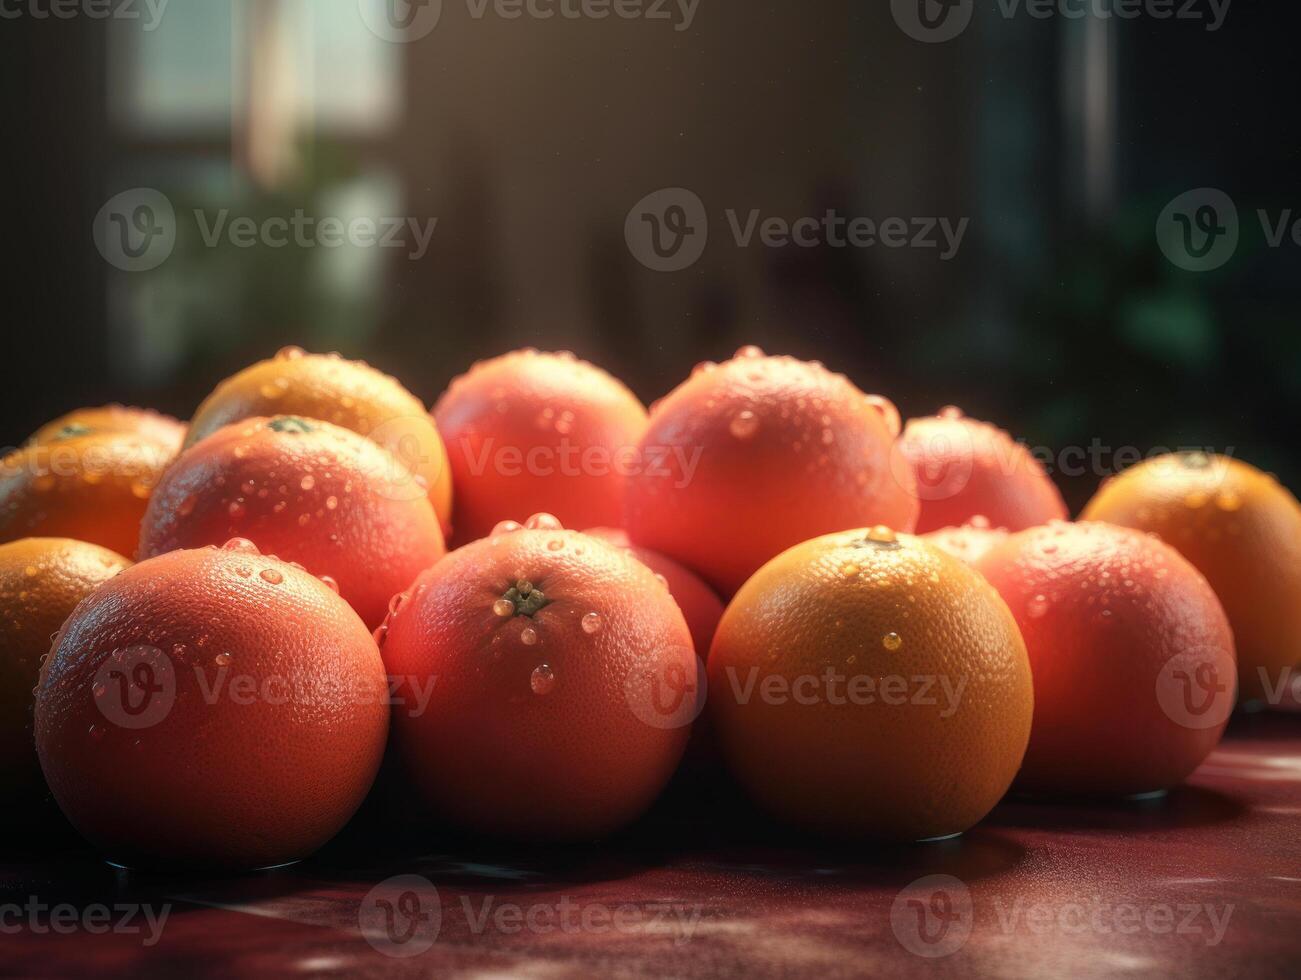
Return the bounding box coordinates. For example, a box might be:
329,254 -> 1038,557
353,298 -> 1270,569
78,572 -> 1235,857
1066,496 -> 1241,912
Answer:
3,711 -> 1299,979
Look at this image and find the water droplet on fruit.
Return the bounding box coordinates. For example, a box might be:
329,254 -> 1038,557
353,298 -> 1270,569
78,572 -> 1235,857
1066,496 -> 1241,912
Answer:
493,599 -> 515,618
325,495 -> 338,510
520,626 -> 539,646
842,563 -> 860,577
654,573 -> 668,589
729,411 -> 759,439
300,475 -> 315,491
530,664 -> 555,695
525,513 -> 562,530
735,345 -> 764,359
320,574 -> 340,593
23,565 -> 38,578
276,345 -> 306,361
1184,491 -> 1210,509
389,592 -> 409,617
1027,595 -> 1049,618
867,525 -> 896,544
547,539 -> 564,552
969,515 -> 990,530
938,405 -> 965,420
373,623 -> 389,647
215,652 -> 232,667
883,632 -> 903,652
1216,491 -> 1242,512
223,538 -> 260,554
260,569 -> 283,585
1183,452 -> 1212,469
492,520 -> 522,535
581,612 -> 602,634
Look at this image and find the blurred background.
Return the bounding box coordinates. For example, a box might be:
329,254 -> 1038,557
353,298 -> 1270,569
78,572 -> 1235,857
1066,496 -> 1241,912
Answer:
4,0 -> 1298,510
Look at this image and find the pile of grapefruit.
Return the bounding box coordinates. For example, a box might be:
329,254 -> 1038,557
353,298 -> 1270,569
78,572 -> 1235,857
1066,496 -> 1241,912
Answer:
2,345 -> 1298,869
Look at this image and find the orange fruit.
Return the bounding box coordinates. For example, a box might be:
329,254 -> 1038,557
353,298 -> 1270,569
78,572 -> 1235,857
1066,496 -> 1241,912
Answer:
625,347 -> 918,596
29,405 -> 186,454
708,526 -> 1033,841
899,407 -> 1067,534
185,347 -> 452,532
921,519 -> 1010,566
35,541 -> 388,870
585,527 -> 724,658
434,350 -> 648,545
0,538 -> 131,792
379,514 -> 696,840
0,433 -> 175,557
976,521 -> 1235,795
1083,452 -> 1301,703
139,416 -> 445,630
